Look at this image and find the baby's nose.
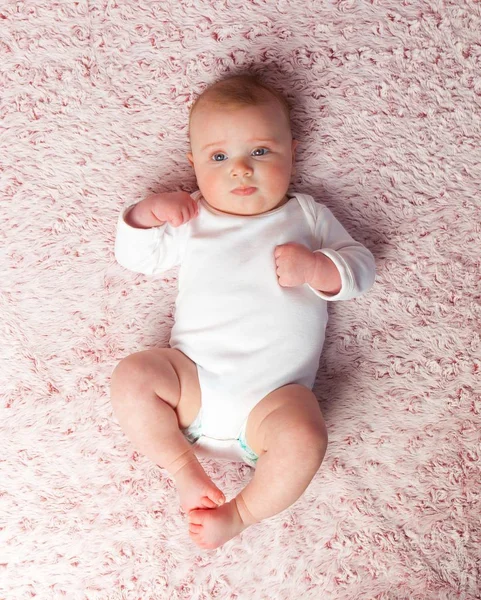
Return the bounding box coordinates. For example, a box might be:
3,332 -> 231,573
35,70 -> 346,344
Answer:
231,159 -> 253,177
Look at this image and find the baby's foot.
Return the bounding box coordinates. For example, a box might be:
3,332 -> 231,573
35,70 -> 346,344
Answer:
188,495 -> 258,550
172,453 -> 225,515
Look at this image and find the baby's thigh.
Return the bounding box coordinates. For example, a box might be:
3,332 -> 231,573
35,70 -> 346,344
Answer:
245,384 -> 327,457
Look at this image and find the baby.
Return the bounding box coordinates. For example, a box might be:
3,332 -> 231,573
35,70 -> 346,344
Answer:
111,74 -> 376,550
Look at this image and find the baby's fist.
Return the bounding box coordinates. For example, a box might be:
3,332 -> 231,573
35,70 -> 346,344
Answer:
149,191 -> 199,228
274,242 -> 316,287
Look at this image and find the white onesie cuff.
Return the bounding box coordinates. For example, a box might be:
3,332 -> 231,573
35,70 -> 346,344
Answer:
307,249 -> 354,301
114,203 -> 168,271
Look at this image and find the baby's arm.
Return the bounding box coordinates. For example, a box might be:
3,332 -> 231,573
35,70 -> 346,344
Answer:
114,192 -> 197,275
307,204 -> 376,301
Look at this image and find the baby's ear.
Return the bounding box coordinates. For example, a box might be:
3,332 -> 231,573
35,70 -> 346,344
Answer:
291,140 -> 298,176
187,152 -> 194,166
291,139 -> 298,159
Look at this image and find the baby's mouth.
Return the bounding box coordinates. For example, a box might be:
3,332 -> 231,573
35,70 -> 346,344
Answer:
231,186 -> 257,196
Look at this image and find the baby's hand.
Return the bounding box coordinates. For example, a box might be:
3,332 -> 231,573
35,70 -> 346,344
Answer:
274,242 -> 316,287
148,191 -> 199,228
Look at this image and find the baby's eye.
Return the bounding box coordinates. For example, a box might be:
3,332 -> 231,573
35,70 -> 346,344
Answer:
212,153 -> 227,162
252,148 -> 269,156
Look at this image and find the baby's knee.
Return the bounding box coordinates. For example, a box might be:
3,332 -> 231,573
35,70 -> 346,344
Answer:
287,420 -> 327,459
111,352 -> 138,384
110,351 -> 153,399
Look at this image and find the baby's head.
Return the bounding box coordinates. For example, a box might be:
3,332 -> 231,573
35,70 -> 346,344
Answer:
187,74 -> 298,216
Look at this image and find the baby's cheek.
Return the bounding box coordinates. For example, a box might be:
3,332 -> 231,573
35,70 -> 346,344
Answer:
197,172 -> 219,198
277,158 -> 292,175
270,164 -> 291,190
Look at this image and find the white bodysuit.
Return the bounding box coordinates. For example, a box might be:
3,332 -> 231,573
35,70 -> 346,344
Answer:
115,191 -> 376,465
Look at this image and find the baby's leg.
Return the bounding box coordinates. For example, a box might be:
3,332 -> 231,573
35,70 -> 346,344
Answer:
239,384 -> 328,520
110,348 -> 225,513
188,384 -> 327,549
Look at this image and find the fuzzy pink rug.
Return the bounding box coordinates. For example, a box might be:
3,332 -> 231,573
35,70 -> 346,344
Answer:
1,1 -> 480,598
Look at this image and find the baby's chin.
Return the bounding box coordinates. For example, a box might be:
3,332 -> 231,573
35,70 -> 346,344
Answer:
204,195 -> 287,217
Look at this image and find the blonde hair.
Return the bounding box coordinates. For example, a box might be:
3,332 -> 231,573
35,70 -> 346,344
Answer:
188,74 -> 291,135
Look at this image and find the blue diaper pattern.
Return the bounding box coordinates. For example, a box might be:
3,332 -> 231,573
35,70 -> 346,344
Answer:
182,410 -> 203,445
181,409 -> 258,466
237,420 -> 259,466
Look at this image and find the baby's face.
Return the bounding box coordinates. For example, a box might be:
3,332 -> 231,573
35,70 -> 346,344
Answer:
187,101 -> 298,216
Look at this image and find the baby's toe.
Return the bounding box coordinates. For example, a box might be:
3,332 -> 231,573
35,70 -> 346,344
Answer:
206,487 -> 225,507
214,489 -> 226,505
188,508 -> 206,524
189,528 -> 207,548
201,496 -> 218,509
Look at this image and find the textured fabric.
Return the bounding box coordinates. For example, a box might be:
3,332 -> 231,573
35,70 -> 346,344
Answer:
115,191 -> 375,443
2,0 -> 480,597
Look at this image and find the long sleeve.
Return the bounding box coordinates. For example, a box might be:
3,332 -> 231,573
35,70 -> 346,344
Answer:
308,203 -> 376,301
114,203 -> 187,275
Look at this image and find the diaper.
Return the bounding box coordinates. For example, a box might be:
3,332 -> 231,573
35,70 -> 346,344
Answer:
181,408 -> 259,468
